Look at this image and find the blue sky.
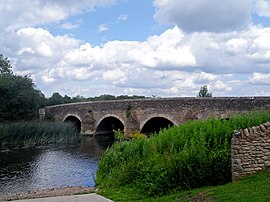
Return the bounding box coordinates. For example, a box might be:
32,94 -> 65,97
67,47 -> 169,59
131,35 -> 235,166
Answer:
0,0 -> 270,98
49,1 -> 162,44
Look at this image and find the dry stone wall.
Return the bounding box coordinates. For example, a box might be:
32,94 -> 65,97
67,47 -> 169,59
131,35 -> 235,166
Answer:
231,122 -> 270,181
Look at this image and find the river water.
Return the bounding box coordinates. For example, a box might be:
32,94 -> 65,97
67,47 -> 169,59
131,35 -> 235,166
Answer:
0,136 -> 112,197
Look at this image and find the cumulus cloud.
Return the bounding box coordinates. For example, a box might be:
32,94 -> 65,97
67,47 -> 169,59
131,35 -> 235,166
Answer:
1,24 -> 270,97
249,73 -> 270,84
153,0 -> 251,33
0,0 -> 115,31
254,0 -> 270,17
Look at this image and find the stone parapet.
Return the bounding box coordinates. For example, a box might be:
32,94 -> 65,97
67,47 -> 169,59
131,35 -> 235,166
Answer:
231,122 -> 270,181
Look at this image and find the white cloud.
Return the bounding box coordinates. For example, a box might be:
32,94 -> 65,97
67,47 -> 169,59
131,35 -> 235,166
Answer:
226,38 -> 248,54
192,72 -> 218,84
5,27 -> 80,73
98,24 -> 109,32
0,0 -> 115,31
64,26 -> 196,71
61,20 -> 82,29
118,14 -> 128,21
1,24 -> 270,97
153,0 -> 251,33
254,0 -> 270,17
102,69 -> 127,84
252,32 -> 270,50
249,73 -> 270,84
212,81 -> 232,91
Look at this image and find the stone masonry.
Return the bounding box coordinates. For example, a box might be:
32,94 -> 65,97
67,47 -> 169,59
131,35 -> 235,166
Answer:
41,97 -> 270,136
231,122 -> 270,181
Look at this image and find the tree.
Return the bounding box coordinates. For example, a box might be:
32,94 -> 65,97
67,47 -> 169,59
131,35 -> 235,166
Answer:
197,85 -> 212,97
47,92 -> 65,106
0,54 -> 13,75
0,53 -> 46,122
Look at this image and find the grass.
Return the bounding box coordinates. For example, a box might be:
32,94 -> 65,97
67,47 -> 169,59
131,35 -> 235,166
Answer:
96,111 -> 270,197
208,170 -> 270,202
98,170 -> 270,201
0,121 -> 79,149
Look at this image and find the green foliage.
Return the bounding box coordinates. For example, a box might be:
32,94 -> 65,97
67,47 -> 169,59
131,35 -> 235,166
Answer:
198,85 -> 212,97
114,130 -> 147,142
96,111 -> 270,196
114,129 -> 125,142
126,104 -> 132,118
0,54 -> 13,75
98,170 -> 270,202
0,53 -> 46,122
45,93 -> 148,107
129,131 -> 147,139
0,121 -> 79,149
0,74 -> 46,122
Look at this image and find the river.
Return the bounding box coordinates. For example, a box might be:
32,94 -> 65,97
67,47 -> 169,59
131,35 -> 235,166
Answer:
0,136 -> 113,197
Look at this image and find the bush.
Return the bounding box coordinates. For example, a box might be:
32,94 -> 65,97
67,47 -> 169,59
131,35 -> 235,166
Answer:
96,111 -> 270,196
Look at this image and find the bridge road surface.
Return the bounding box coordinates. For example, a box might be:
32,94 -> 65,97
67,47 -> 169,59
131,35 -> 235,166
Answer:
5,194 -> 113,202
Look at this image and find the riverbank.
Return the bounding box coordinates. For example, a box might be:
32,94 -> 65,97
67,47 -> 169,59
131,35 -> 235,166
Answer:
97,170 -> 270,201
0,186 -> 94,201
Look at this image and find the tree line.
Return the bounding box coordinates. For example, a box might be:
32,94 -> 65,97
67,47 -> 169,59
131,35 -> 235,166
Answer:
46,92 -> 147,106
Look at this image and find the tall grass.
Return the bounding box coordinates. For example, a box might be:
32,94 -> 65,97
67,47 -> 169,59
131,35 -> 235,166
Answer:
0,121 -> 79,149
96,111 -> 270,196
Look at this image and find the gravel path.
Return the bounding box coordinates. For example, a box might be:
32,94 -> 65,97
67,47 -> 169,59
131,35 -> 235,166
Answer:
3,193 -> 113,202
0,186 -> 98,201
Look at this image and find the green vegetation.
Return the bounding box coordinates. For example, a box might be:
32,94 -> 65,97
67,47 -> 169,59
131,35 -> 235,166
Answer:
198,85 -> 212,97
0,74 -> 46,122
97,170 -> 270,201
0,55 -> 46,122
0,54 -> 13,74
96,111 -> 270,197
0,121 -> 79,149
46,93 -> 148,106
114,129 -> 147,142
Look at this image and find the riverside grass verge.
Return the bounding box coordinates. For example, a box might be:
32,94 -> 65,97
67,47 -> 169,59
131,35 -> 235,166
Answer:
97,169 -> 270,202
0,121 -> 79,149
96,111 -> 270,198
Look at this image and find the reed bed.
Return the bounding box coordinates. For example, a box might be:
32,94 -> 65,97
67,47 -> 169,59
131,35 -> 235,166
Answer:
0,121 -> 79,149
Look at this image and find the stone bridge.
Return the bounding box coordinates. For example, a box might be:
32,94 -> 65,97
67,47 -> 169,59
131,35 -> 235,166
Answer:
40,97 -> 270,136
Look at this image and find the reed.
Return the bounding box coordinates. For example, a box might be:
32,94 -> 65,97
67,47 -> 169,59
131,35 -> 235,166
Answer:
96,111 -> 270,196
0,121 -> 79,149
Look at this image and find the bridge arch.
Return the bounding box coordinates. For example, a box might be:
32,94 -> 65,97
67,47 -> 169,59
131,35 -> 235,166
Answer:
63,114 -> 81,133
140,116 -> 175,135
95,115 -> 124,136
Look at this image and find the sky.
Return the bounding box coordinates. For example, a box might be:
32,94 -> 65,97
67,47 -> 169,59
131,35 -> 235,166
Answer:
0,0 -> 270,98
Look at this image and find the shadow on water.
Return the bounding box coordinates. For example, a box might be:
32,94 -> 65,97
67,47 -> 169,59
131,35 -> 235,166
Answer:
94,132 -> 115,149
0,135 -> 114,196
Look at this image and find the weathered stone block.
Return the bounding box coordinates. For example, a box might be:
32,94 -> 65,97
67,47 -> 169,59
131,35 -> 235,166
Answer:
232,164 -> 243,173
244,128 -> 249,137
265,161 -> 270,166
260,124 -> 267,132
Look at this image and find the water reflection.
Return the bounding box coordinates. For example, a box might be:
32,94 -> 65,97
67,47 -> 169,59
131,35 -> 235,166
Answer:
0,136 -> 112,196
